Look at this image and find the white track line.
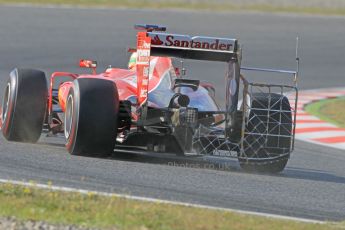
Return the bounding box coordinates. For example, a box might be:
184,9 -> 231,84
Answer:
296,110 -> 306,114
296,115 -> 321,120
334,143 -> 345,149
296,139 -> 345,150
296,131 -> 345,139
296,123 -> 337,129
0,178 -> 324,224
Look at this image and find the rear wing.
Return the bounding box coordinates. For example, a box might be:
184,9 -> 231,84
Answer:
135,24 -> 241,125
134,24 -> 239,62
148,32 -> 238,62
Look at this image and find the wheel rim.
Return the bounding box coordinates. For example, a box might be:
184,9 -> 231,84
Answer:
64,94 -> 74,139
1,83 -> 11,123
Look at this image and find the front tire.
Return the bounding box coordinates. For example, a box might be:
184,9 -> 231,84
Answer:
65,78 -> 119,157
239,93 -> 292,173
1,68 -> 47,143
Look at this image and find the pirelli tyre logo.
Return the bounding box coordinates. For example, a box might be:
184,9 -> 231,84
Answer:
148,33 -> 236,52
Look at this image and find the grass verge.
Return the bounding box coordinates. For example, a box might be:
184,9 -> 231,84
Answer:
1,0 -> 345,16
0,182 -> 344,230
305,97 -> 345,128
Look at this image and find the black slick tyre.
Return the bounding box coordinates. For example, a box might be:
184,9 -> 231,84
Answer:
239,93 -> 292,173
1,68 -> 47,143
64,78 -> 119,157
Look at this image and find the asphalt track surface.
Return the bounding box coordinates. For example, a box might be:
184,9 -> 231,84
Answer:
0,5 -> 345,221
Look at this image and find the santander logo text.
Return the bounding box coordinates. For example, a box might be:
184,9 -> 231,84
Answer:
150,34 -> 234,52
152,35 -> 164,46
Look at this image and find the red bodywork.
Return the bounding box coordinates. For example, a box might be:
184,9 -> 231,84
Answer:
47,30 -> 220,128
55,57 -> 173,114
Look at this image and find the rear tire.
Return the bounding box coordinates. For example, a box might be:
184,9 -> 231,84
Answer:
1,68 -> 47,143
239,93 -> 292,173
65,78 -> 119,157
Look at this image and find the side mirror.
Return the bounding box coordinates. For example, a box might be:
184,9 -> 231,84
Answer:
79,59 -> 97,74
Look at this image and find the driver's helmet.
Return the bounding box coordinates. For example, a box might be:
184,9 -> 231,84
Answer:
128,52 -> 137,70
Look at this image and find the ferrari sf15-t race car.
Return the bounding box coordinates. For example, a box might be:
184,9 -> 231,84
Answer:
0,24 -> 299,173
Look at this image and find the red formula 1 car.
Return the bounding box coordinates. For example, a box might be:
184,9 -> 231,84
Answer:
0,24 -> 299,173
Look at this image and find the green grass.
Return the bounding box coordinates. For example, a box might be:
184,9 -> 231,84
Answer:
305,97 -> 345,128
2,0 -> 345,16
0,183 -> 344,230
